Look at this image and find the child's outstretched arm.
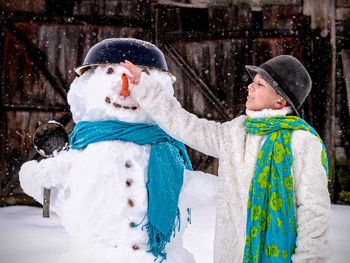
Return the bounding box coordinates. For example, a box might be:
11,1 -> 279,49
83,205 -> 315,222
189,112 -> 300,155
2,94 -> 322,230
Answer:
292,131 -> 331,262
123,61 -> 224,158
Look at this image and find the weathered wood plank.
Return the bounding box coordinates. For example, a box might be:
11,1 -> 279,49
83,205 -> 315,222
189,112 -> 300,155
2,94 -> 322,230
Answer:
73,0 -> 147,17
0,0 -> 45,13
164,43 -> 230,120
209,5 -> 252,31
0,20 -> 149,205
0,13 -> 151,29
158,0 -> 302,8
0,110 -> 69,200
341,50 -> 350,116
163,29 -> 301,42
303,0 -> 334,30
263,5 -> 301,30
2,1 -> 345,204
336,7 -> 350,21
336,0 -> 350,8
2,23 -> 145,107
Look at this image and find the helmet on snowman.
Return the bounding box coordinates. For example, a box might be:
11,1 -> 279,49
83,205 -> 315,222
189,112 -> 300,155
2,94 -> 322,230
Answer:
75,38 -> 170,76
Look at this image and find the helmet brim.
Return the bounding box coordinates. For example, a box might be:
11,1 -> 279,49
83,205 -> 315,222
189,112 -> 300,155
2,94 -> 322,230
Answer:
75,63 -> 177,84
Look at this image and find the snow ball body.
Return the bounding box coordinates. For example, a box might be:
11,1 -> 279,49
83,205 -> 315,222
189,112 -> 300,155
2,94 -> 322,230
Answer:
19,64 -> 196,263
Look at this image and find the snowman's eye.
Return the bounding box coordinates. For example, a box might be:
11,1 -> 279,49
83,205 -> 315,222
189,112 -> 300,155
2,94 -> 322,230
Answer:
106,67 -> 114,74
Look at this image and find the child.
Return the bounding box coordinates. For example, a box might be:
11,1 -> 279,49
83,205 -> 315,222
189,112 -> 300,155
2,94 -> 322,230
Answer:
122,55 -> 331,263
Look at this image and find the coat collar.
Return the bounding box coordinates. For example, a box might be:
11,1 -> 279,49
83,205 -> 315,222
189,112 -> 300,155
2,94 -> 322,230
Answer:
245,106 -> 294,118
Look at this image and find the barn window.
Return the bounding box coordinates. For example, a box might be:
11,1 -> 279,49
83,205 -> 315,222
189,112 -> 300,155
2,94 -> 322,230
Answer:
180,8 -> 209,32
252,11 -> 263,30
46,0 -> 75,16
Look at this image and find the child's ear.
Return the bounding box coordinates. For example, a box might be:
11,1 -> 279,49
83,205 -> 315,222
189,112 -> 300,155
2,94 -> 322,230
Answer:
275,97 -> 287,109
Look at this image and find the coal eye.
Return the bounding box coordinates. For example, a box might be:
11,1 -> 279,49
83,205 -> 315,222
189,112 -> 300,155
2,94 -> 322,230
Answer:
106,67 -> 114,74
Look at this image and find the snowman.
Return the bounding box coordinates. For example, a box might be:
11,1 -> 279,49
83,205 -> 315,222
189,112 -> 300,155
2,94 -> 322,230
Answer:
19,38 -> 216,263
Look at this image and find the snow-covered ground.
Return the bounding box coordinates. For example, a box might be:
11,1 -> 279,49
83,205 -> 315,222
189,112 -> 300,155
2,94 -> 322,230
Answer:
329,205 -> 350,263
0,203 -> 349,263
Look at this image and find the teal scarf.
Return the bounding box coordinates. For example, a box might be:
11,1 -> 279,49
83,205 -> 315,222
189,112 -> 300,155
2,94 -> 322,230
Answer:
243,115 -> 328,263
68,120 -> 192,261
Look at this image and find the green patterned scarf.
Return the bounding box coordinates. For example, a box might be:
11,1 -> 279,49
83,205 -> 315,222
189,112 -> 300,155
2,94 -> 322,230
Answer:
243,115 -> 328,263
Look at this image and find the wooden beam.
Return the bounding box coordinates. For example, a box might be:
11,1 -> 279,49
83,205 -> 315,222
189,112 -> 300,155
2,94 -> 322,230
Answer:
0,193 -> 41,206
0,12 -> 152,28
2,104 -> 70,112
341,50 -> 350,116
0,20 -> 6,187
157,0 -> 209,8
328,0 -> 337,185
164,29 -> 300,42
303,0 -> 334,30
1,173 -> 20,197
163,44 -> 230,120
6,23 -> 69,103
336,7 -> 350,21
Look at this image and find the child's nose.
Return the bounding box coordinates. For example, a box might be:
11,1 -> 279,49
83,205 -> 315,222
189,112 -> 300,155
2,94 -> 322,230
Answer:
248,83 -> 255,92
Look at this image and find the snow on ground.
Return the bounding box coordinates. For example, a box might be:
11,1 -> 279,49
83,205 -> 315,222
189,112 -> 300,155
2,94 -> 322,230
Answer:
329,205 -> 350,263
0,203 -> 349,263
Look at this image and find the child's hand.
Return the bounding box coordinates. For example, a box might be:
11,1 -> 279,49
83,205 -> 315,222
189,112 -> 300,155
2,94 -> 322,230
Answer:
120,60 -> 141,85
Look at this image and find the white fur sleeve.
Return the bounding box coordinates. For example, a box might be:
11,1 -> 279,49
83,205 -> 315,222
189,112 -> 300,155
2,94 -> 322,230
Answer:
291,131 -> 332,262
132,72 -> 224,158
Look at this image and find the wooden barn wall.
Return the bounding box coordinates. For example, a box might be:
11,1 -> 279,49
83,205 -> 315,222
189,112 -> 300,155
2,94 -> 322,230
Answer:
169,37 -> 302,118
166,36 -> 304,173
334,0 -> 350,202
1,24 -> 147,205
0,0 -> 151,206
161,4 -> 308,174
1,0 -> 349,205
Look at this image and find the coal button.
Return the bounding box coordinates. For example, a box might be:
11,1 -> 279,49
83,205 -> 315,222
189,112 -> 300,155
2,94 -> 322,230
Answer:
126,179 -> 133,187
132,244 -> 139,250
125,160 -> 132,168
128,199 -> 134,207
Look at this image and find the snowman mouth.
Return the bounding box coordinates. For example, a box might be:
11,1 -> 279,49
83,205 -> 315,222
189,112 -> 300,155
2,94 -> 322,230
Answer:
105,96 -> 138,110
112,102 -> 138,110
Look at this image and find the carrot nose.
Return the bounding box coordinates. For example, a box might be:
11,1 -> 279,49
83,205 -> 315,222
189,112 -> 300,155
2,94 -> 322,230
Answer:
120,73 -> 130,97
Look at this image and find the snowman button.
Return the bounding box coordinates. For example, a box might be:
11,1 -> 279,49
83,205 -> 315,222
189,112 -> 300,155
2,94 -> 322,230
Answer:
125,160 -> 132,168
126,179 -> 133,187
128,199 -> 134,207
132,244 -> 139,250
129,222 -> 136,228
105,97 -> 111,104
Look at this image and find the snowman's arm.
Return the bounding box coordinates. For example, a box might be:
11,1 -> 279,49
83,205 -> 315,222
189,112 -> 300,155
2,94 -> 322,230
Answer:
180,170 -> 218,208
133,73 -> 225,158
19,150 -> 74,205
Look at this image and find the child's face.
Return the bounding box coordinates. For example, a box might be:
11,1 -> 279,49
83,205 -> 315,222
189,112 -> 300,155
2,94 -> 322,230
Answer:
246,74 -> 284,111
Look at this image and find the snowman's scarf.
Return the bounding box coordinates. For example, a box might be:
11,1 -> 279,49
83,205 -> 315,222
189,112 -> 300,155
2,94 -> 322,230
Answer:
69,120 -> 192,261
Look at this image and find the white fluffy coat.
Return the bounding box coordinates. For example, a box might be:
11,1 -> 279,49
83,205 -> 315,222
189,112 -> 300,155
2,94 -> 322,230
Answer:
132,72 -> 331,263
